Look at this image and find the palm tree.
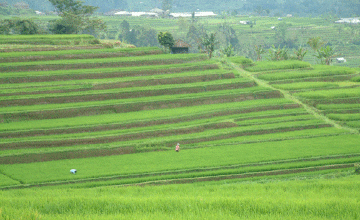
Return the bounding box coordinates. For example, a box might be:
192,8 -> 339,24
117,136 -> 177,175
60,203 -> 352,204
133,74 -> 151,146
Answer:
315,46 -> 337,65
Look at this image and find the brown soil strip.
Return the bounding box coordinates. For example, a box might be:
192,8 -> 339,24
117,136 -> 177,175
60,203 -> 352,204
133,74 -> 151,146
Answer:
0,57 -> 207,73
0,90 -> 283,122
0,104 -> 300,139
308,98 -> 360,107
0,45 -> 104,53
0,122 -> 326,164
0,121 -> 238,150
0,64 -> 219,84
0,50 -> 162,63
0,71 -> 232,97
268,74 -> 359,84
0,81 -> 254,107
323,109 -> 360,114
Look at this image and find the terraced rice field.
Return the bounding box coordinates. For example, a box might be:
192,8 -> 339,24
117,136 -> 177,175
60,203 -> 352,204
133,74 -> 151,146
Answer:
255,61 -> 360,132
0,39 -> 359,193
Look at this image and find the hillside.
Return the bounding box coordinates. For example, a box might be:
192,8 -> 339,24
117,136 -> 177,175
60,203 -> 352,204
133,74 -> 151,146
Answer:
0,35 -> 360,219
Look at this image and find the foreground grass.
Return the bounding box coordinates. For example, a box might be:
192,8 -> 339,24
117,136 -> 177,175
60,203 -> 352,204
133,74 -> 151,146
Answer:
0,173 -> 359,219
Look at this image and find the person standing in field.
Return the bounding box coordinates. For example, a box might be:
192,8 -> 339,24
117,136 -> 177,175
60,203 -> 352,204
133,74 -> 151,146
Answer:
175,143 -> 180,152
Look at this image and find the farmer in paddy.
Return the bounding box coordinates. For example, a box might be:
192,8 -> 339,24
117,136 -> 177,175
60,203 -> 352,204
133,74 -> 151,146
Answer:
175,143 -> 180,152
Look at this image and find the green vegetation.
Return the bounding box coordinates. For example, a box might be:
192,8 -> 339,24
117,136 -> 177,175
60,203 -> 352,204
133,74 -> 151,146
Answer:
0,34 -> 97,45
245,60 -> 311,72
296,88 -> 360,99
272,82 -> 340,90
1,36 -> 360,219
257,65 -> 356,81
0,174 -> 359,219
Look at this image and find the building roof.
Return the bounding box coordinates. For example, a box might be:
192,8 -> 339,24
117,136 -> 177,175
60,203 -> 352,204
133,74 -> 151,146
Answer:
170,11 -> 217,18
172,40 -> 191,48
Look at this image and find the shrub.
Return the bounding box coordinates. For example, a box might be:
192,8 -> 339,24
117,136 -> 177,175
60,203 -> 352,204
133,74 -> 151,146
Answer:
228,56 -> 254,67
355,164 -> 360,174
102,42 -> 114,48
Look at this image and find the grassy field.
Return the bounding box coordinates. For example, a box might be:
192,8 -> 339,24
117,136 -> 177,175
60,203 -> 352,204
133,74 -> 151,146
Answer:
1,173 -> 360,219
0,35 -> 360,219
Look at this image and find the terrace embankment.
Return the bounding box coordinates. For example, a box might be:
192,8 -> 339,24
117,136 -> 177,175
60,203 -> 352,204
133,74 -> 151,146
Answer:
0,81 -> 255,106
0,104 -> 302,139
0,118 -> 331,150
0,56 -> 208,72
0,68 -> 230,96
0,50 -> 163,63
0,90 -> 282,122
0,64 -> 219,84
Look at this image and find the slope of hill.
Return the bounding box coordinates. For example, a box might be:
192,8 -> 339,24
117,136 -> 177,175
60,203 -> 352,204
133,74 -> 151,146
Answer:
0,35 -> 360,219
0,35 -> 359,190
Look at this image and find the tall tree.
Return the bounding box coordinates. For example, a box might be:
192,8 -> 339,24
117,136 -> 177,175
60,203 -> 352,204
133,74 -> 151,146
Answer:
307,36 -> 326,63
200,32 -> 218,59
48,0 -> 106,34
307,37 -> 325,53
254,45 -> 266,61
157,31 -> 175,53
315,46 -> 337,65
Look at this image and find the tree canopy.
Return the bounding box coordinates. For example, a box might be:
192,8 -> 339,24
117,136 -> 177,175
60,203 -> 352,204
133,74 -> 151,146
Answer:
157,31 -> 175,53
48,0 -> 106,35
200,32 -> 218,58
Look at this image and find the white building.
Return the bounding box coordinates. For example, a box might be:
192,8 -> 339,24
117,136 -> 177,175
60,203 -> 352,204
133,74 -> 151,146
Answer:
335,18 -> 360,24
170,12 -> 217,18
114,11 -> 132,16
336,57 -> 347,63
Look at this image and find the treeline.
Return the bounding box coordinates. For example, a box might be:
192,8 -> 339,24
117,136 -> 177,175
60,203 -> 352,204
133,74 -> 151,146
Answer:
0,0 -> 128,13
0,0 -> 359,16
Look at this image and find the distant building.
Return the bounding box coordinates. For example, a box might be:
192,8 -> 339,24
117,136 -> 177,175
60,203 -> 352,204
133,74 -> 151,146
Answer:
171,40 -> 190,54
335,18 -> 360,24
170,11 -> 217,18
114,11 -> 132,16
336,57 -> 347,63
240,21 -> 250,25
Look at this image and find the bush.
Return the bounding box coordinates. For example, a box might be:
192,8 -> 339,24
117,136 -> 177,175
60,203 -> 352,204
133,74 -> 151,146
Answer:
355,164 -> 360,174
228,56 -> 254,67
102,42 -> 114,48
